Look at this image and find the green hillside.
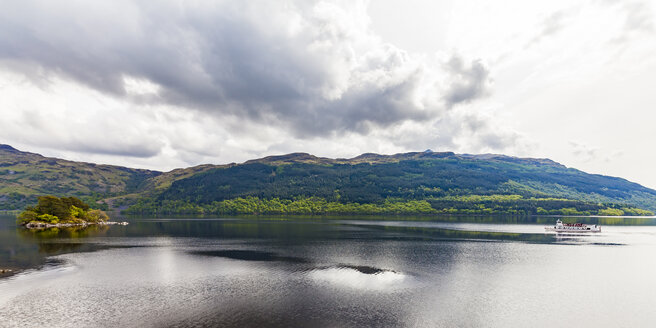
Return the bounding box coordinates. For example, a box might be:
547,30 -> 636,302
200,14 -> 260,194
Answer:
0,145 -> 160,210
128,152 -> 656,216
2,145 -> 655,216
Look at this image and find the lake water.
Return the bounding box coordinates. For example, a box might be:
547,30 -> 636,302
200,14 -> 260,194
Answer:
2,215 -> 656,327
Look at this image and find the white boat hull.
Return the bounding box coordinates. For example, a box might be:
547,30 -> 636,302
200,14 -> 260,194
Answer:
544,219 -> 601,233
545,227 -> 601,233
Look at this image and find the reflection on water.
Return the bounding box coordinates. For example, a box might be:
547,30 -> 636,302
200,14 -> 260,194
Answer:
1,215 -> 656,327
307,266 -> 408,290
189,249 -> 310,264
0,219 -> 124,277
18,224 -> 111,240
17,224 -> 113,254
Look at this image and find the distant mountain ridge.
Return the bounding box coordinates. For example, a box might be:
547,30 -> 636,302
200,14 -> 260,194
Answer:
245,150 -> 564,168
1,144 -> 655,215
0,144 -> 160,209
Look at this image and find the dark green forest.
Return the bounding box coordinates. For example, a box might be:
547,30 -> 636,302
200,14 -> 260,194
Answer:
125,158 -> 656,216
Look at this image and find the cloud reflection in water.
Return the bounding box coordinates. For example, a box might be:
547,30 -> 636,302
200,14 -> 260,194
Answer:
307,265 -> 408,290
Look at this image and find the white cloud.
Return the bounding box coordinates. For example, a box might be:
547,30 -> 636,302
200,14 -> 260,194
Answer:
0,0 -> 496,137
1,0 -> 654,190
0,0 -> 517,171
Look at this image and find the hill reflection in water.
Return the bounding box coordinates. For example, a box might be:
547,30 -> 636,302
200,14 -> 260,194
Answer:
1,215 -> 656,327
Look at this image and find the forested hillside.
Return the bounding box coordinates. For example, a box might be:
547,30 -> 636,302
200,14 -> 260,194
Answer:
127,152 -> 656,216
2,145 -> 655,216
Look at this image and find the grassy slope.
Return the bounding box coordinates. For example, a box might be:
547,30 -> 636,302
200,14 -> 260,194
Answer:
0,145 -> 160,209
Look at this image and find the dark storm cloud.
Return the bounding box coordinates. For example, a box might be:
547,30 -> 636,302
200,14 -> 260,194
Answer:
0,0 -> 491,137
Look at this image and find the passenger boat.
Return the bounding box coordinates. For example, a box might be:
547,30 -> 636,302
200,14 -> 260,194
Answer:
545,219 -> 601,233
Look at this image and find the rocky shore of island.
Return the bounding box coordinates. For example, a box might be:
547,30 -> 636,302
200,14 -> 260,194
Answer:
24,220 -> 129,229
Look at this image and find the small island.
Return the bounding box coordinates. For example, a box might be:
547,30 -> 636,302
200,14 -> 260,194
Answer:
17,195 -> 128,229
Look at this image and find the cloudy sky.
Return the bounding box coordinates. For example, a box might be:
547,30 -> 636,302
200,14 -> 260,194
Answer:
1,0 -> 655,187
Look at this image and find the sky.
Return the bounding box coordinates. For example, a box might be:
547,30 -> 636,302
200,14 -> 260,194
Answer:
0,0 -> 655,188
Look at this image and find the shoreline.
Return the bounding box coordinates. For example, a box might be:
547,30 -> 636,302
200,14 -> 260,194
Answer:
23,221 -> 129,229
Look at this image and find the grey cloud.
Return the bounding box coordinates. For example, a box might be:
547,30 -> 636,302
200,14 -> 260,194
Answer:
442,56 -> 491,108
475,131 -> 517,151
0,0 -> 493,138
63,143 -> 162,158
570,141 -> 597,157
623,2 -> 654,32
603,1 -> 654,45
384,111 -> 519,154
569,141 -> 617,163
525,10 -> 569,48
461,113 -> 519,151
8,108 -> 164,158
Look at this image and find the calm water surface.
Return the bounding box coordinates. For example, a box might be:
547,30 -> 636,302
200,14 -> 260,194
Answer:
1,215 -> 656,327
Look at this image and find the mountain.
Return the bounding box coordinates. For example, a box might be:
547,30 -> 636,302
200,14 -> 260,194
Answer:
0,145 -> 160,210
145,151 -> 656,215
1,144 -> 655,215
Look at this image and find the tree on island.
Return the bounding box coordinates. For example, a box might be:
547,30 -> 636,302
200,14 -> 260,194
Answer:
18,196 -> 109,225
